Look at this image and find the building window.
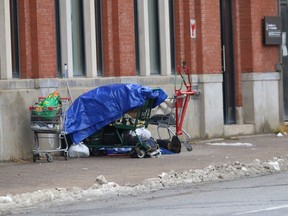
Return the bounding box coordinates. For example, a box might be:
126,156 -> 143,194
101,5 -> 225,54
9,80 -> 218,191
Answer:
148,0 -> 160,74
134,0 -> 140,75
95,0 -> 103,76
169,0 -> 175,74
55,0 -> 62,77
71,0 -> 86,76
10,0 -> 19,78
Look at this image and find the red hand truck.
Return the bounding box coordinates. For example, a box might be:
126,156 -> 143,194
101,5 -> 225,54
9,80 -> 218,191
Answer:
149,62 -> 200,152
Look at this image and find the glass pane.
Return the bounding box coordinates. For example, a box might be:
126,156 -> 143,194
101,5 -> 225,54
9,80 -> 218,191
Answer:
148,0 -> 160,74
169,0 -> 175,74
71,0 -> 85,76
10,0 -> 20,78
134,0 -> 139,75
220,0 -> 236,124
95,0 -> 103,76
55,0 -> 62,77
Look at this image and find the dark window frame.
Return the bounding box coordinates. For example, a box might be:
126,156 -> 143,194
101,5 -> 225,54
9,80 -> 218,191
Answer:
95,0 -> 103,76
148,0 -> 161,75
10,0 -> 20,78
55,0 -> 62,77
71,0 -> 86,77
134,0 -> 140,75
169,0 -> 176,74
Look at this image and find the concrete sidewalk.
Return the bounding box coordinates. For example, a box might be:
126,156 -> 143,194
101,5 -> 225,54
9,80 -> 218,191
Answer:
0,134 -> 287,196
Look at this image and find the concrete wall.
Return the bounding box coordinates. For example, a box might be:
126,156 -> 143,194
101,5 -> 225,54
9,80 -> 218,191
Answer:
0,76 -> 202,160
0,71 -> 282,161
242,72 -> 280,133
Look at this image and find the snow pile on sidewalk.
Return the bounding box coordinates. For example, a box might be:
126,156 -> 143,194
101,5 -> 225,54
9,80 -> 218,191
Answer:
1,155 -> 288,212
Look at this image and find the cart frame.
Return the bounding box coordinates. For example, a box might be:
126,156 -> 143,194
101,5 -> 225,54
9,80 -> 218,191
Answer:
30,96 -> 71,162
150,63 -> 200,151
84,90 -> 161,158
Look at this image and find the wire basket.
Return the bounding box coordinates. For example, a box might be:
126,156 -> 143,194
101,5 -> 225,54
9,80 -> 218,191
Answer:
30,97 -> 70,132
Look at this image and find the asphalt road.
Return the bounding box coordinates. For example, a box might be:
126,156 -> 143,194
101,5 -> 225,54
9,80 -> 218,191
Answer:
8,171 -> 288,216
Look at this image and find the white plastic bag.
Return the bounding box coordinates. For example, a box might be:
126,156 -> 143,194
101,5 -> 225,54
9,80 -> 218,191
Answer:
135,127 -> 151,140
68,142 -> 90,158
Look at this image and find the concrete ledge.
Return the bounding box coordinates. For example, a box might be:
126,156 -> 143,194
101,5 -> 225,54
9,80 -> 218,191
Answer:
0,75 -> 202,90
197,74 -> 223,83
224,124 -> 255,137
34,79 -> 59,88
0,80 -> 35,89
242,72 -> 280,81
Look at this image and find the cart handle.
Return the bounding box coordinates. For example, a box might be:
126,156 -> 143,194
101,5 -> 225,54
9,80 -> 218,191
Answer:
37,96 -> 71,101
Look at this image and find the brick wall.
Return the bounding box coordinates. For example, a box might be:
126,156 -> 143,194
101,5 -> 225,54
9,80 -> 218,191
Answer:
233,0 -> 278,106
195,0 -> 222,74
174,0 -> 196,72
18,0 -> 56,78
15,0 -> 278,79
174,0 -> 222,74
101,0 -> 136,77
251,0 -> 279,72
237,0 -> 278,73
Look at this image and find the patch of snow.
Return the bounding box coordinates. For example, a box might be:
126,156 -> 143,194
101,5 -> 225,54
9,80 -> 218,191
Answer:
276,133 -> 284,137
1,155 -> 288,212
206,142 -> 254,147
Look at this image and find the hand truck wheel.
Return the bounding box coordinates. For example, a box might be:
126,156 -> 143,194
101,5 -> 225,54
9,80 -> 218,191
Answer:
46,153 -> 53,162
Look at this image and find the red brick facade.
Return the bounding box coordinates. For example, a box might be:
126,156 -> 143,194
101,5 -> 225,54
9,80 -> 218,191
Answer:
174,0 -> 222,75
101,0 -> 136,77
16,0 -> 278,79
233,0 -> 278,106
235,0 -> 278,73
18,0 -> 57,79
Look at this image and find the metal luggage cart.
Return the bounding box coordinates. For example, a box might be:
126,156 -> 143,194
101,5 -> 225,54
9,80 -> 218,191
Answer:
149,63 -> 200,151
84,92 -> 161,159
30,96 -> 71,162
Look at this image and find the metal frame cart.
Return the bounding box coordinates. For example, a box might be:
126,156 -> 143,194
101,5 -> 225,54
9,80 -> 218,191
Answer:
30,96 -> 71,162
149,63 -> 200,151
84,92 -> 161,158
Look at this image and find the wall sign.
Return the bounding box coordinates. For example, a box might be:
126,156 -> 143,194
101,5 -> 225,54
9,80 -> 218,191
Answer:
264,16 -> 282,45
190,19 -> 196,39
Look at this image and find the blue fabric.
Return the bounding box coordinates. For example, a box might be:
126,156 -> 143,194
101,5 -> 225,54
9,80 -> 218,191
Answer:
64,83 -> 167,144
160,147 -> 175,154
107,147 -> 174,155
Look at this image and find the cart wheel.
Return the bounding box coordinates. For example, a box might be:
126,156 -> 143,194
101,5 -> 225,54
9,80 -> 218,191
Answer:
129,148 -> 138,158
91,148 -> 107,156
64,151 -> 68,160
46,153 -> 53,162
186,145 -> 193,151
91,147 -> 101,156
136,149 -> 146,159
33,154 -> 40,162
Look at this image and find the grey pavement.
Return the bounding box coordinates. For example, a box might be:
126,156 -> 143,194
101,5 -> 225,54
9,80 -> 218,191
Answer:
0,134 -> 288,196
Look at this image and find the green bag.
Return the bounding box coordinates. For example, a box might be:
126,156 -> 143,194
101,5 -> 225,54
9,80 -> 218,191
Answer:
31,91 -> 62,121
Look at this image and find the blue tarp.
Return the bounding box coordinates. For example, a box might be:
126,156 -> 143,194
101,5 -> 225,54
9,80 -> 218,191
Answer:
64,83 -> 168,144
